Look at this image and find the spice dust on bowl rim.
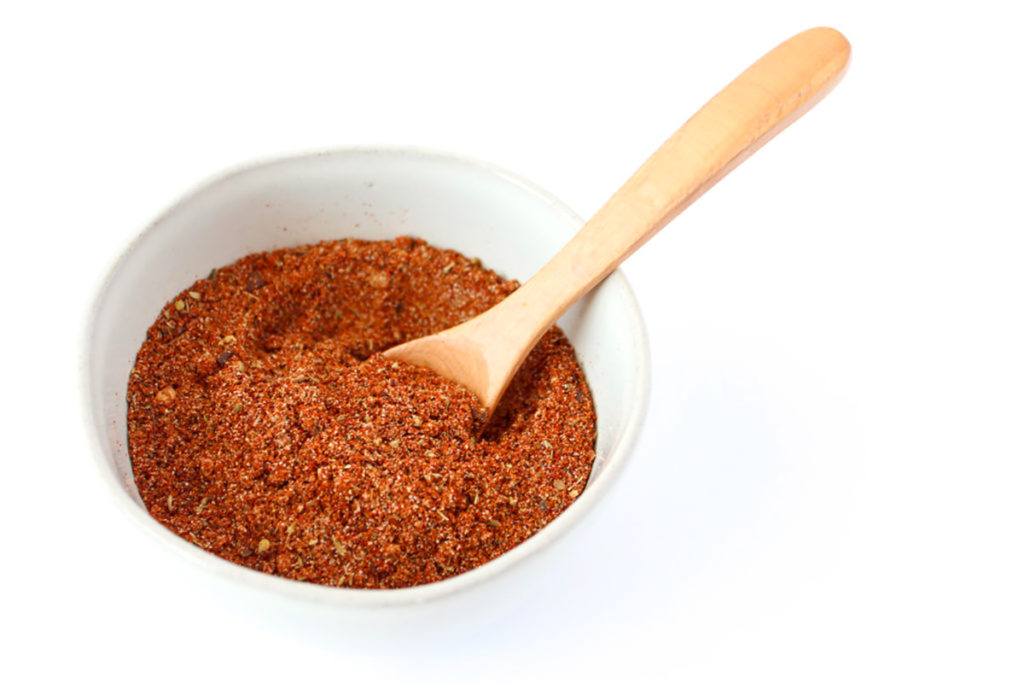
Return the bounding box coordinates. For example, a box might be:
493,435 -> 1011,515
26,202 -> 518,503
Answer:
82,147 -> 650,606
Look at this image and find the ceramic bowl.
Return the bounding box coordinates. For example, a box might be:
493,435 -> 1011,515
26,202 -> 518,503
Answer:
83,148 -> 649,607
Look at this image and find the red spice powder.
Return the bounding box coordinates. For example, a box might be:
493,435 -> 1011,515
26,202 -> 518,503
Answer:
127,237 -> 596,588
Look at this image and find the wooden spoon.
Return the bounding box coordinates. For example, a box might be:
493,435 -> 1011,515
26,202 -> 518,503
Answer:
385,27 -> 851,413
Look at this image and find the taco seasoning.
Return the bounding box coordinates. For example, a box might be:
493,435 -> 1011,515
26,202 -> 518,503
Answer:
126,237 -> 596,589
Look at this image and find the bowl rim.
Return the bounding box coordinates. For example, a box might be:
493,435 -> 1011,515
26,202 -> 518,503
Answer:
80,145 -> 651,607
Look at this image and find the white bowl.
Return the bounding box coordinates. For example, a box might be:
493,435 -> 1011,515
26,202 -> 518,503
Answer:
83,148 -> 649,608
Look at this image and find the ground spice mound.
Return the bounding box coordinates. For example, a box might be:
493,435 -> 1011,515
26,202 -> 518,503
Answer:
127,236 -> 596,589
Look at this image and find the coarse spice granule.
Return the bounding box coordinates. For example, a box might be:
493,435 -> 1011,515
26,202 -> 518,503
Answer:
127,236 -> 596,589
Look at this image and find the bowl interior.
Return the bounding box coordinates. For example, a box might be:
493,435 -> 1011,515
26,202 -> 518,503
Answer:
85,148 -> 649,605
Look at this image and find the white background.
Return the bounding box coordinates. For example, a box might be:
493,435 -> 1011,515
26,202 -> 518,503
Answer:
3,1 -> 1022,681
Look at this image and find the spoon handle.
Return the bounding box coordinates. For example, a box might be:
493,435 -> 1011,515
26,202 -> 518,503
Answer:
467,28 -> 850,391
388,27 -> 850,411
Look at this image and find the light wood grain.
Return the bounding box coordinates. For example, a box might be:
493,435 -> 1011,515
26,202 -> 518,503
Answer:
384,27 -> 851,412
